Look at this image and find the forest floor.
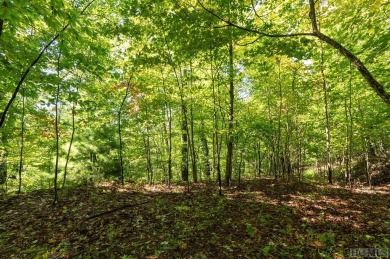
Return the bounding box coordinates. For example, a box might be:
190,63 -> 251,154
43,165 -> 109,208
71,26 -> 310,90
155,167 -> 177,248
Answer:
0,178 -> 389,258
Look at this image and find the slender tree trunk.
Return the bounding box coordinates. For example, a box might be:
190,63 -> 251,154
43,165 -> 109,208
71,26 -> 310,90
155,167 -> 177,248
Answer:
118,113 -> 124,185
285,116 -> 292,180
160,21 -> 189,189
253,143 -> 258,178
291,68 -> 302,179
216,134 -> 223,195
211,58 -> 222,195
167,105 -> 172,187
157,133 -> 166,182
210,52 -> 217,179
238,150 -> 243,186
0,132 -> 6,185
357,102 -> 372,185
118,81 -> 131,185
212,129 -> 216,179
144,105 -> 153,184
178,80 -> 189,190
343,62 -> 354,185
276,59 -> 283,179
254,141 -> 262,177
348,62 -> 353,184
53,48 -> 62,205
161,71 -> 172,188
63,96 -> 76,188
178,69 -> 190,189
265,82 -> 277,179
144,134 -> 153,184
364,138 -> 371,186
319,40 -> 332,184
257,141 -> 262,176
323,81 -> 332,184
189,62 -> 198,183
225,38 -> 234,186
298,138 -> 302,181
201,132 -> 211,178
181,103 -> 189,183
163,103 -> 172,187
18,89 -> 25,193
344,94 -> 351,185
0,1 -> 6,37
200,117 -> 211,179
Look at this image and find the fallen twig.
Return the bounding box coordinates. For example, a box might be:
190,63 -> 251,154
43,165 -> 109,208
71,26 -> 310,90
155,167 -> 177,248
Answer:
81,201 -> 150,224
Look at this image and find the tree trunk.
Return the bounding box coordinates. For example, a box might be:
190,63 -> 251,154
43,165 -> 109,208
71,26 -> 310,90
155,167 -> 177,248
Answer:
210,53 -> 217,180
211,54 -> 222,195
297,138 -> 302,181
161,71 -> 172,188
144,134 -> 153,184
357,102 -> 372,185
160,21 -> 189,188
276,59 -> 283,179
181,103 -> 189,183
254,141 -> 262,177
322,71 -> 332,185
238,150 -> 243,186
118,81 -> 131,185
189,62 -> 198,183
163,103 -> 173,187
285,118 -> 292,180
18,89 -> 25,193
167,105 -> 172,187
344,96 -> 351,186
63,98 -> 76,188
53,48 -> 61,205
0,1 -> 6,37
319,39 -> 332,184
144,106 -> 153,184
365,139 -> 371,186
0,132 -> 6,185
225,38 -> 234,186
348,63 -> 353,184
201,131 -> 211,178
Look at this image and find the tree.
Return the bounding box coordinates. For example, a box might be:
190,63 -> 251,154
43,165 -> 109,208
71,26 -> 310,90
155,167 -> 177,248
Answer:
0,0 -> 388,192
197,0 -> 390,106
0,0 -> 97,129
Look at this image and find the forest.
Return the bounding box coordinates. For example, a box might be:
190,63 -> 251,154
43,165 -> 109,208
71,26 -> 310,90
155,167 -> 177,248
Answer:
0,0 -> 389,258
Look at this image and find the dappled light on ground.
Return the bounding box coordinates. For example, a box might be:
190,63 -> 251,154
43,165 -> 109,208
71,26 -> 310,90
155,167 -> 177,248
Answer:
0,179 -> 389,258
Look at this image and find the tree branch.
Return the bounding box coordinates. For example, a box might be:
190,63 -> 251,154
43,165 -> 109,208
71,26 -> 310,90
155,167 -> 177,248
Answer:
197,0 -> 314,38
197,0 -> 390,106
235,35 -> 261,46
315,32 -> 390,105
308,0 -> 319,32
81,201 -> 150,223
0,1 -> 7,37
0,0 -> 97,128
308,0 -> 390,105
251,0 -> 266,24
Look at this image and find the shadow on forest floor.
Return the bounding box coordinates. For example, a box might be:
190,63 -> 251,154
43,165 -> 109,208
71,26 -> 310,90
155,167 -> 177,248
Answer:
0,178 -> 389,258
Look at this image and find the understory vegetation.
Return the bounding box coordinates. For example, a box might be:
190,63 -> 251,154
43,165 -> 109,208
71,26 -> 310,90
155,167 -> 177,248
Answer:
1,0 -> 389,257
1,179 -> 389,258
